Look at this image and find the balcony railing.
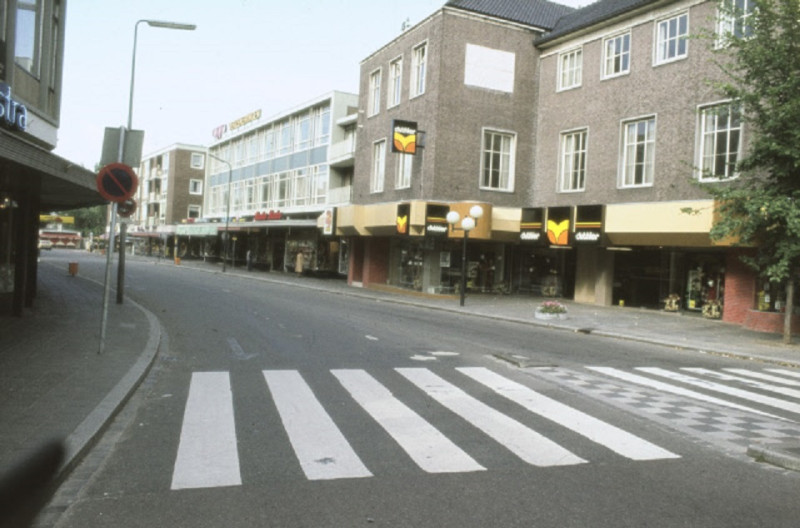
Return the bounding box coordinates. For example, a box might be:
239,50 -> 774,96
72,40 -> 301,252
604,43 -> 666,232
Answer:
329,137 -> 356,168
327,185 -> 353,205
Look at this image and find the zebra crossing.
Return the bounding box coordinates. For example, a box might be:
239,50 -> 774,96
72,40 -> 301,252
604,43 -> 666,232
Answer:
169,366 -> 681,490
533,366 -> 800,456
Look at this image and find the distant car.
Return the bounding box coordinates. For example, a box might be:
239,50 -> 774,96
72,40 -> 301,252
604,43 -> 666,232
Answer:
38,239 -> 53,250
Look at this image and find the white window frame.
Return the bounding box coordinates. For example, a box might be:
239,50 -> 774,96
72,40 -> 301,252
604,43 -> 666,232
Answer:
619,116 -> 656,188
602,31 -> 631,79
559,128 -> 588,192
187,205 -> 201,219
410,41 -> 428,98
189,179 -> 203,195
396,153 -> 412,189
655,11 -> 689,65
558,47 -> 582,91
368,68 -> 382,117
190,152 -> 205,169
697,102 -> 742,182
480,129 -> 516,192
717,0 -> 755,44
371,139 -> 386,193
388,56 -> 403,108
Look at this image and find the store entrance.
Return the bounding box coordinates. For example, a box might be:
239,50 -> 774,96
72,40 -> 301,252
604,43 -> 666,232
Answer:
612,249 -> 669,308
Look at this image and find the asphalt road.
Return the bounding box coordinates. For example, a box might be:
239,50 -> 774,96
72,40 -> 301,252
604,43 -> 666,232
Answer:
48,258 -> 800,527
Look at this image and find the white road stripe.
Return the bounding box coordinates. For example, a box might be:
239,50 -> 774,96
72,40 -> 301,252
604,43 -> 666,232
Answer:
684,368 -> 800,399
396,368 -> 586,467
263,370 -> 372,480
332,369 -> 485,473
171,372 -> 242,490
458,367 -> 679,461
588,367 -> 782,419
765,369 -> 800,380
638,368 -> 800,416
724,369 -> 800,387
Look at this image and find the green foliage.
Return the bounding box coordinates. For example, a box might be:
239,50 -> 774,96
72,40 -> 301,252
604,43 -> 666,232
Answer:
704,0 -> 800,283
59,205 -> 107,236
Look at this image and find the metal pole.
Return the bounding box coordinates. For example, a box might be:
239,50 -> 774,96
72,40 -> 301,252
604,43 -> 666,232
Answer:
460,230 -> 468,307
208,153 -> 232,272
100,203 -> 118,354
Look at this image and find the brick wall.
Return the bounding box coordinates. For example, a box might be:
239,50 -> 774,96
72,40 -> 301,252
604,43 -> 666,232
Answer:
722,249 -> 756,324
362,238 -> 389,286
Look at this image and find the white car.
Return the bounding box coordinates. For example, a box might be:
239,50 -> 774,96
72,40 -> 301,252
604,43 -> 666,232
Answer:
38,239 -> 53,250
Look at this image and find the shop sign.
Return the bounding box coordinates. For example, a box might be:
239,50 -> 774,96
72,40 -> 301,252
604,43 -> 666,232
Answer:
520,208 -> 545,245
425,203 -> 450,237
0,82 -> 28,131
230,109 -> 262,131
574,205 -> 604,245
211,124 -> 227,140
396,203 -> 410,235
392,119 -> 418,155
546,207 -> 571,246
322,207 -> 335,236
254,210 -> 283,221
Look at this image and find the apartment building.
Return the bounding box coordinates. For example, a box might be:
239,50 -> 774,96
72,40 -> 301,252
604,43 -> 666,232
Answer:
340,0 -> 573,294
533,0 -> 760,326
197,91 -> 358,272
0,0 -> 102,315
131,144 -> 207,256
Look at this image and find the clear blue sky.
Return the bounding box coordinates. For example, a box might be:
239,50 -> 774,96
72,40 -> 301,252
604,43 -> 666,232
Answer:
55,0 -> 588,169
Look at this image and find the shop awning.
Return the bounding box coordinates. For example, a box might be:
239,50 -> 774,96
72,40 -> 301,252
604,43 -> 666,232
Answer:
605,200 -> 723,247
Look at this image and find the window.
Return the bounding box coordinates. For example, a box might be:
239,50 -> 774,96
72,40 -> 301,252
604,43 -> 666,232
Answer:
698,103 -> 741,181
260,176 -> 272,208
371,140 -> 386,193
368,69 -> 381,116
278,121 -> 292,155
315,106 -> 331,145
558,48 -> 582,90
603,32 -> 630,78
559,129 -> 587,192
410,42 -> 427,97
312,165 -> 328,205
480,130 -> 515,191
15,0 -> 40,75
264,129 -> 275,159
296,114 -> 311,151
292,169 -> 309,206
396,153 -> 412,189
187,205 -> 201,219
275,172 -> 290,207
717,0 -> 755,41
190,153 -> 205,169
620,117 -> 656,187
388,57 -> 403,108
189,179 -> 203,195
656,12 -> 688,64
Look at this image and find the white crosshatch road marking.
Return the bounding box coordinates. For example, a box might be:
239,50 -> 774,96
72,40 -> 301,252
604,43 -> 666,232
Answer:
458,367 -> 679,461
332,369 -> 485,473
263,370 -> 372,481
171,372 -> 242,490
171,367 -> 685,489
396,368 -> 587,467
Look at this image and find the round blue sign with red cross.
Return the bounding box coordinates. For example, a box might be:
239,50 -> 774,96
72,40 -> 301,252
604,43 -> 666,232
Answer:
96,163 -> 138,203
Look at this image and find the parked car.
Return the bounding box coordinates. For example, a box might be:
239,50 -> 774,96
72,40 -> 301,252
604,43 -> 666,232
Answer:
38,239 -> 53,250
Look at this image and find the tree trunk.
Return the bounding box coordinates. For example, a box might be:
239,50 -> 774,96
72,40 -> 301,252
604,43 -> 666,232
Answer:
783,277 -> 794,345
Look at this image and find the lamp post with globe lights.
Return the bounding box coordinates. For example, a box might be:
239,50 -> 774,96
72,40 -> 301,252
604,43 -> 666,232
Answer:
447,205 -> 484,307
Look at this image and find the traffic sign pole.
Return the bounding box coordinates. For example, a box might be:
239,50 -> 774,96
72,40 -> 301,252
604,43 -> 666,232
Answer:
99,202 -> 118,354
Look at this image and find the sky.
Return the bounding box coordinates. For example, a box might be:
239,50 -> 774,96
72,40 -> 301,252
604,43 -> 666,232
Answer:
55,0 -> 589,169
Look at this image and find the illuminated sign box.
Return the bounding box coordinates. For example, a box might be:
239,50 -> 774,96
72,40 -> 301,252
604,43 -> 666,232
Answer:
392,120 -> 418,155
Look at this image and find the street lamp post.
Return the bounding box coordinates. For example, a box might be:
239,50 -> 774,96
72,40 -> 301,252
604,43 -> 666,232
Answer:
447,205 -> 484,307
116,19 -> 196,302
101,18 -> 195,352
208,153 -> 232,272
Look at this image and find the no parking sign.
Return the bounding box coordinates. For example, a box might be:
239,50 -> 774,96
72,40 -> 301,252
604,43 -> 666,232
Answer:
96,163 -> 138,203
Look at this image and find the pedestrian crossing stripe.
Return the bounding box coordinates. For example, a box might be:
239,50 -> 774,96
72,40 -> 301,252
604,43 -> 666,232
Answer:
170,367 -> 680,490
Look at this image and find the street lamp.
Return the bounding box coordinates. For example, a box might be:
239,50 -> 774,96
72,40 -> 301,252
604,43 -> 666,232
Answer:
128,20 -> 196,130
447,204 -> 484,307
208,153 -> 232,272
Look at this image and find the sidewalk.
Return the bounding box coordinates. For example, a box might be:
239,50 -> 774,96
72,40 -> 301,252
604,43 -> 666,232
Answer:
1,250 -> 799,491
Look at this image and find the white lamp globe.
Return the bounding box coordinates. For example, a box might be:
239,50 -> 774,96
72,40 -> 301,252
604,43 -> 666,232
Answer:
469,205 -> 484,220
461,216 -> 476,231
446,210 -> 461,225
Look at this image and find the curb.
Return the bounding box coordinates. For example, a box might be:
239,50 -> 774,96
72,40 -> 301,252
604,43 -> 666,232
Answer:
747,443 -> 800,472
56,292 -> 161,484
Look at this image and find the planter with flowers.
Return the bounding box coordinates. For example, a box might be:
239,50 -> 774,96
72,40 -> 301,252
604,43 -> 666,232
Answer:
535,300 -> 568,320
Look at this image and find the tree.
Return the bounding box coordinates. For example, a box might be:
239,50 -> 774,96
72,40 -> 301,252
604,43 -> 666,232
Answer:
60,205 -> 108,237
704,0 -> 800,343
